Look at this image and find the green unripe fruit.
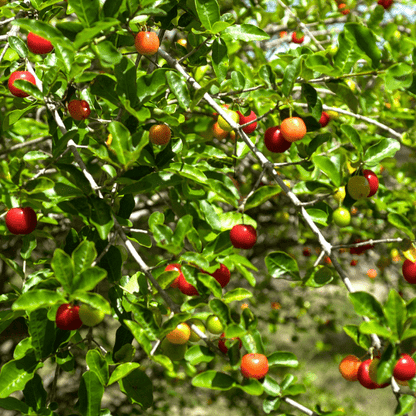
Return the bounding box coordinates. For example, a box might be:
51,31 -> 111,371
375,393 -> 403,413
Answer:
78,304 -> 105,326
333,207 -> 351,227
347,176 -> 370,200
206,315 -> 224,335
160,338 -> 187,361
188,319 -> 206,342
218,109 -> 239,132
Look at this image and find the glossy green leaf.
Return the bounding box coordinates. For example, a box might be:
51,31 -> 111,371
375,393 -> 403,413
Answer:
68,0 -> 100,27
223,288 -> 253,303
86,350 -> 109,386
265,251 -> 301,281
12,290 -> 65,312
245,186 -> 281,211
349,291 -> 384,319
78,371 -> 104,416
185,345 -> 215,365
268,351 -> 299,368
195,0 -> 219,31
119,369 -> 153,409
166,71 -> 190,110
108,363 -> 140,385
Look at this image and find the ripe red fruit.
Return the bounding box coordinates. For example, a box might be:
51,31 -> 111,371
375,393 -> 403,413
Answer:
319,111 -> 330,128
338,3 -> 350,14
264,126 -> 292,153
350,259 -> 358,266
362,169 -> 379,197
402,259 -> 416,284
5,207 -> 37,235
55,304 -> 83,330
230,224 -> 257,249
218,332 -> 242,354
149,124 -> 171,145
68,100 -> 91,121
165,263 -> 183,288
280,117 -> 307,142
8,71 -> 36,98
27,32 -> 54,54
291,32 -> 304,44
357,359 -> 389,389
378,0 -> 393,9
339,355 -> 361,381
134,31 -> 160,56
178,273 -> 199,296
393,354 -> 416,381
212,122 -> 229,140
240,353 -> 269,379
237,110 -> 257,134
210,263 -> 231,288
302,247 -> 311,257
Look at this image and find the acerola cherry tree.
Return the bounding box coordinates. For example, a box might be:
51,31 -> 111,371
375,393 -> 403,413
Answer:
0,0 -> 415,416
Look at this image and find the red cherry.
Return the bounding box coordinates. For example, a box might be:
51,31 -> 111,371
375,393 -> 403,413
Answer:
218,332 -> 242,354
134,31 -> 160,56
165,263 -> 183,288
68,100 -> 91,121
402,259 -> 416,284
237,110 -> 257,134
357,359 -> 389,389
5,207 -> 37,235
291,32 -> 304,44
8,71 -> 36,98
178,273 -> 199,296
27,32 -> 54,54
240,353 -> 269,379
393,354 -> 416,381
264,126 -> 292,153
378,0 -> 393,9
319,111 -> 330,128
55,304 -> 82,330
362,169 -> 379,197
230,224 -> 257,249
210,263 -> 231,288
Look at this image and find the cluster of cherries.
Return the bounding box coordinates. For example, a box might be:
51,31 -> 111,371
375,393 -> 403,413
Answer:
340,353 -> 415,389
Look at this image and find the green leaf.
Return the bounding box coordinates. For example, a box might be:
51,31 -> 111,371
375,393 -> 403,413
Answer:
359,321 -> 392,338
268,352 -> 299,368
245,186 -> 281,211
312,155 -> 342,187
385,63 -> 413,91
51,249 -> 74,292
72,240 -> 96,276
68,0 -> 100,27
124,320 -> 152,355
167,163 -> 207,184
28,309 -> 56,360
262,374 -> 281,397
72,292 -> 111,315
222,24 -> 269,42
12,290 -> 65,312
282,57 -> 302,98
0,350 -> 42,398
212,38 -> 228,83
343,324 -> 372,350
93,40 -> 122,68
265,252 -> 301,281
8,36 -> 28,58
115,57 -> 138,109
72,267 -> 107,293
119,369 -> 153,409
86,350 -> 109,386
387,213 -> 415,240
78,371 -> 104,416
89,196 -> 114,240
0,398 -> 29,413
185,345 -> 215,365
166,71 -> 190,110
108,363 -> 140,385
383,289 -> 406,340
13,79 -> 43,100
223,288 -> 253,303
345,23 -> 382,68
348,291 -> 384,319
195,0 -> 220,31
364,138 -> 401,166
302,266 -> 333,288
394,394 -> 416,416
192,370 -> 235,390
129,304 -> 160,341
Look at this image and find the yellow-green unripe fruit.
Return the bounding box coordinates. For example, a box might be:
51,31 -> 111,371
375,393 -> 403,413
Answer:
218,109 -> 239,132
206,315 -> 224,335
333,207 -> 351,227
160,338 -> 187,361
188,319 -> 206,342
78,304 -> 105,326
347,176 -> 370,200
333,186 -> 346,203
